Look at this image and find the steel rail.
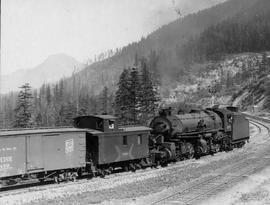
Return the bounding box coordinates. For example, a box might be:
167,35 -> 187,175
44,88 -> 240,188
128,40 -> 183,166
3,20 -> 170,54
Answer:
249,120 -> 262,135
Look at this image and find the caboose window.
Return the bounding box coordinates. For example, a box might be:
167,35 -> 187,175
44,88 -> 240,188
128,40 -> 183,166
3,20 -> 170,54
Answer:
96,119 -> 103,129
109,120 -> 115,129
138,135 -> 142,145
123,136 -> 127,145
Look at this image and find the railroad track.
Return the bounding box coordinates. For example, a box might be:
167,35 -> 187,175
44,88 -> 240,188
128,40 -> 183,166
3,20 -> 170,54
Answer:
243,113 -> 270,124
249,120 -> 262,134
151,118 -> 270,205
248,118 -> 270,134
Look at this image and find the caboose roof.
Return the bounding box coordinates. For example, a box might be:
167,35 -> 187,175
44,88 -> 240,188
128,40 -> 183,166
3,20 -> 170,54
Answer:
121,126 -> 152,132
74,115 -> 117,120
94,115 -> 117,120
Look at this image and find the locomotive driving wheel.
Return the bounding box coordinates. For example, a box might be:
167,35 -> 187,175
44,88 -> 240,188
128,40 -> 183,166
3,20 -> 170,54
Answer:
185,143 -> 195,159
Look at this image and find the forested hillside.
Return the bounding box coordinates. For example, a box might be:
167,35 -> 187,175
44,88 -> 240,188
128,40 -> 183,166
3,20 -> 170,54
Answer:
62,0 -> 262,95
178,0 -> 270,63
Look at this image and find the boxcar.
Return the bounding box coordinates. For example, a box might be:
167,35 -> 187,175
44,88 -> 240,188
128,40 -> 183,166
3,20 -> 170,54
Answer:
0,128 -> 86,179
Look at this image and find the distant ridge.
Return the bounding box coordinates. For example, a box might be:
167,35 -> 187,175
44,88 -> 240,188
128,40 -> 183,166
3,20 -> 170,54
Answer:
2,53 -> 82,93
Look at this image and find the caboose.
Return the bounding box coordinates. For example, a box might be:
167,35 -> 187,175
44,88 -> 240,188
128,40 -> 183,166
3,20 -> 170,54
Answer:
73,115 -> 152,176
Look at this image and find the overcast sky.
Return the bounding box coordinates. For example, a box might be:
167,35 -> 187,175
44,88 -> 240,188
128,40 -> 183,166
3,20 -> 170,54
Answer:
1,0 -> 226,75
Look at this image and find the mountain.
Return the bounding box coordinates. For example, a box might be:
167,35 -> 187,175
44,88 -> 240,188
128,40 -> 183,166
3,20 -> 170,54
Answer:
2,54 -> 82,93
62,0 -> 264,96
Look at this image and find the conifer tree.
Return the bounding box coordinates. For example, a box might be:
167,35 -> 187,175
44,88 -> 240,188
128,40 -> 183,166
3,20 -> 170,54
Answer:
32,90 -> 42,127
13,83 -> 33,128
53,81 -> 65,126
62,101 -> 77,126
148,50 -> 160,84
45,85 -> 52,126
115,68 -> 131,121
88,96 -> 98,114
140,59 -> 159,122
129,67 -> 142,123
100,86 -> 108,114
0,107 -> 5,129
78,94 -> 89,116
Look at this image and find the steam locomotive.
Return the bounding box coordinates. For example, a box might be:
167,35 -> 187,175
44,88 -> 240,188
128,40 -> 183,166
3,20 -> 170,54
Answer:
0,106 -> 249,187
149,106 -> 249,165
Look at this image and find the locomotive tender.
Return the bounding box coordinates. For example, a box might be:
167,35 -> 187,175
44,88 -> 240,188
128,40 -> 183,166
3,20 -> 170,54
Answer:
0,107 -> 249,187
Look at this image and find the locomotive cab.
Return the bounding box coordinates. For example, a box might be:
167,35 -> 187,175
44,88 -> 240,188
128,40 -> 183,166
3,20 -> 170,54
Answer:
207,108 -> 232,132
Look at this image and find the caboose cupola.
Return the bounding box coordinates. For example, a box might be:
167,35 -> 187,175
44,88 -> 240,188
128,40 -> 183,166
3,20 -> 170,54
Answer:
73,115 -> 118,132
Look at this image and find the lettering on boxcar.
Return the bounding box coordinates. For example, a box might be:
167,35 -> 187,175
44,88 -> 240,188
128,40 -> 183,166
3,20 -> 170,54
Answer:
0,147 -> 16,152
0,156 -> 13,163
65,139 -> 74,154
0,156 -> 13,170
0,163 -> 11,169
0,147 -> 16,173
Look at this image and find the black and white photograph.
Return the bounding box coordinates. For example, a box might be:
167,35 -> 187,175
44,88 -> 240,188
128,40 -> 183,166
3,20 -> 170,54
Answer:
1,0 -> 270,204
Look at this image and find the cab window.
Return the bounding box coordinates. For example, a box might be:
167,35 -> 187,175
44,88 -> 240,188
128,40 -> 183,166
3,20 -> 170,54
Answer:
96,119 -> 103,130
227,115 -> 232,124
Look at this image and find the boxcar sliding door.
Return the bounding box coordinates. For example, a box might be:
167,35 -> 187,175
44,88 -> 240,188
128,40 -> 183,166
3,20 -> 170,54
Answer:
26,135 -> 44,172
